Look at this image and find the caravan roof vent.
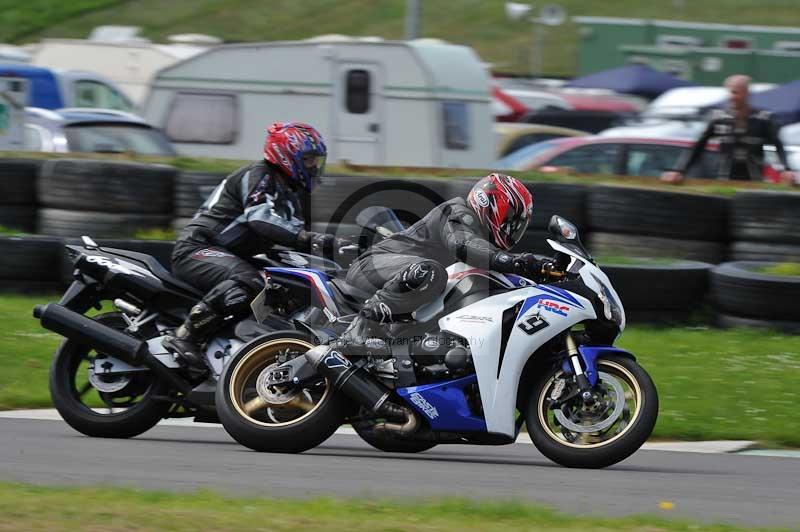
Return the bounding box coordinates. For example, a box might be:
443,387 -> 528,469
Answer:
167,33 -> 222,45
306,34 -> 355,43
88,25 -> 145,43
411,38 -> 449,45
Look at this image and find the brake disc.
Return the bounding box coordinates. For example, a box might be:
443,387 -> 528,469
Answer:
256,363 -> 300,405
87,366 -> 132,393
554,371 -> 625,433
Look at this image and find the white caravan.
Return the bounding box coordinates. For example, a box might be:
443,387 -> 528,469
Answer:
142,38 -> 494,168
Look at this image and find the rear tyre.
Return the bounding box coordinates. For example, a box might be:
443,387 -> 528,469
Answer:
216,332 -> 349,453
49,313 -> 172,438
526,356 -> 658,469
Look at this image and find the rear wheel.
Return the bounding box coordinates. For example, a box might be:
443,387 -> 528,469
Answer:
216,332 -> 348,453
526,356 -> 658,468
49,313 -> 172,438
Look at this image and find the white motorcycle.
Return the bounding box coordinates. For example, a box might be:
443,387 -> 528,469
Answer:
215,214 -> 658,468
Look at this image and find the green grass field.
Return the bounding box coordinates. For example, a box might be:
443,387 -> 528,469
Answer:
3,1 -> 800,76
2,293 -> 799,446
0,482 -> 778,531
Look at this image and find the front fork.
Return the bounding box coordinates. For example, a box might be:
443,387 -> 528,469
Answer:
566,333 -> 592,396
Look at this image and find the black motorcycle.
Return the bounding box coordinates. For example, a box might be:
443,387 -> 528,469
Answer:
33,235 -> 356,439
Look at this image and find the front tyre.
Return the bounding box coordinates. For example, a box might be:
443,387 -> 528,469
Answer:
216,332 -> 348,453
526,355 -> 658,469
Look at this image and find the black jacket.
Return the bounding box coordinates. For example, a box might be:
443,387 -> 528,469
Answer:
178,161 -> 312,258
361,197 -> 521,272
675,108 -> 790,180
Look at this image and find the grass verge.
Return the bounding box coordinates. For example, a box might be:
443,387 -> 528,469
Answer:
1,294 -> 799,446
0,482 -> 777,531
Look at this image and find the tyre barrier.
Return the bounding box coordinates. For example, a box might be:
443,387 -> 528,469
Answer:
0,158 -> 40,232
0,235 -> 63,292
729,241 -> 800,263
730,190 -> 800,245
38,208 -> 173,239
39,159 -> 175,214
174,171 -> 226,218
36,159 -> 176,238
710,261 -> 800,324
310,175 -> 451,227
602,260 -> 712,322
587,186 -> 729,262
588,232 -> 727,264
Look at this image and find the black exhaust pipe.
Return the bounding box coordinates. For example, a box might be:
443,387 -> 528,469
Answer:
305,344 -> 392,412
33,303 -> 191,394
35,303 -> 146,365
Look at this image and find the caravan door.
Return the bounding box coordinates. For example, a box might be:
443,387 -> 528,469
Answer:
334,63 -> 383,165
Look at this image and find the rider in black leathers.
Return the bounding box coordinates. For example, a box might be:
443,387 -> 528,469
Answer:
164,122 -> 343,368
341,173 -> 548,342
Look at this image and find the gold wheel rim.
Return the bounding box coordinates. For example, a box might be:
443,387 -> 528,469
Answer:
228,338 -> 330,427
537,359 -> 643,449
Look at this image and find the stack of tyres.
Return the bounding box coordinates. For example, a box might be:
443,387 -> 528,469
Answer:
0,235 -> 63,292
586,185 -> 729,263
37,159 -> 175,239
172,171 -> 226,232
0,158 -> 39,232
728,191 -> 800,262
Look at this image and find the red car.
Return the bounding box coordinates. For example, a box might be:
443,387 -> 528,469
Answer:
496,136 -> 725,178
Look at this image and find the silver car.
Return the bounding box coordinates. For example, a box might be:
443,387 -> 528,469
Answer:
24,107 -> 177,156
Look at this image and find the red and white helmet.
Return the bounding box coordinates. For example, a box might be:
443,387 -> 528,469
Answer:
263,122 -> 327,192
467,173 -> 533,250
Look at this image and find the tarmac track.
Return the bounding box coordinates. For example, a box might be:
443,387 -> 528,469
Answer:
1,417 -> 798,528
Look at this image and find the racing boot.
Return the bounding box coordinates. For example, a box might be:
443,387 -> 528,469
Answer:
336,299 -> 413,354
162,302 -> 222,371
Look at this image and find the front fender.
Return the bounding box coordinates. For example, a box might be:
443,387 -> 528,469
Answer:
562,346 -> 637,387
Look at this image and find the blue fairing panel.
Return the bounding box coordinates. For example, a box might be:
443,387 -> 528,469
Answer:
397,374 -> 487,432
562,346 -> 637,387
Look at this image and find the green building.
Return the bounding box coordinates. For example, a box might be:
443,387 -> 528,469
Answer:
575,16 -> 800,84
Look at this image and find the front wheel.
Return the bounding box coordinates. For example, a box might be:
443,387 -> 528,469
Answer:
526,355 -> 658,469
216,332 -> 349,453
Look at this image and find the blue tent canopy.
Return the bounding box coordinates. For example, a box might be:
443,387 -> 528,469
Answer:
747,80 -> 800,126
565,64 -> 697,99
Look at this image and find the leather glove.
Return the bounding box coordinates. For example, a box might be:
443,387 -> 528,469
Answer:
511,252 -> 544,277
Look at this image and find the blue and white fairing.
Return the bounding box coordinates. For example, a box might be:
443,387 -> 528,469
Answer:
427,240 -> 625,438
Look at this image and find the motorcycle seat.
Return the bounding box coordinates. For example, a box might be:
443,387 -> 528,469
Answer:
102,247 -> 204,298
328,278 -> 372,313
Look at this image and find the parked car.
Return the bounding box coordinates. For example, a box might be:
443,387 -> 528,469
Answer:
494,122 -> 588,157
0,64 -> 135,111
599,119 -> 706,140
643,84 -> 775,119
496,136 -> 726,178
519,109 -> 636,134
24,107 -> 176,156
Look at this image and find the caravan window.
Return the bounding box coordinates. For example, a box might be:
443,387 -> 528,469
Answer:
165,93 -> 238,144
345,70 -> 370,114
442,101 -> 470,150
74,80 -> 134,112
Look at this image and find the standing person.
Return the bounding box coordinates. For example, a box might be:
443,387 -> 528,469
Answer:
662,75 -> 796,184
163,122 -> 345,369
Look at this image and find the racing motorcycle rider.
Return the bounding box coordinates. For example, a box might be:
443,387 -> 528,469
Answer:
164,122 -> 345,370
338,173 -> 550,346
